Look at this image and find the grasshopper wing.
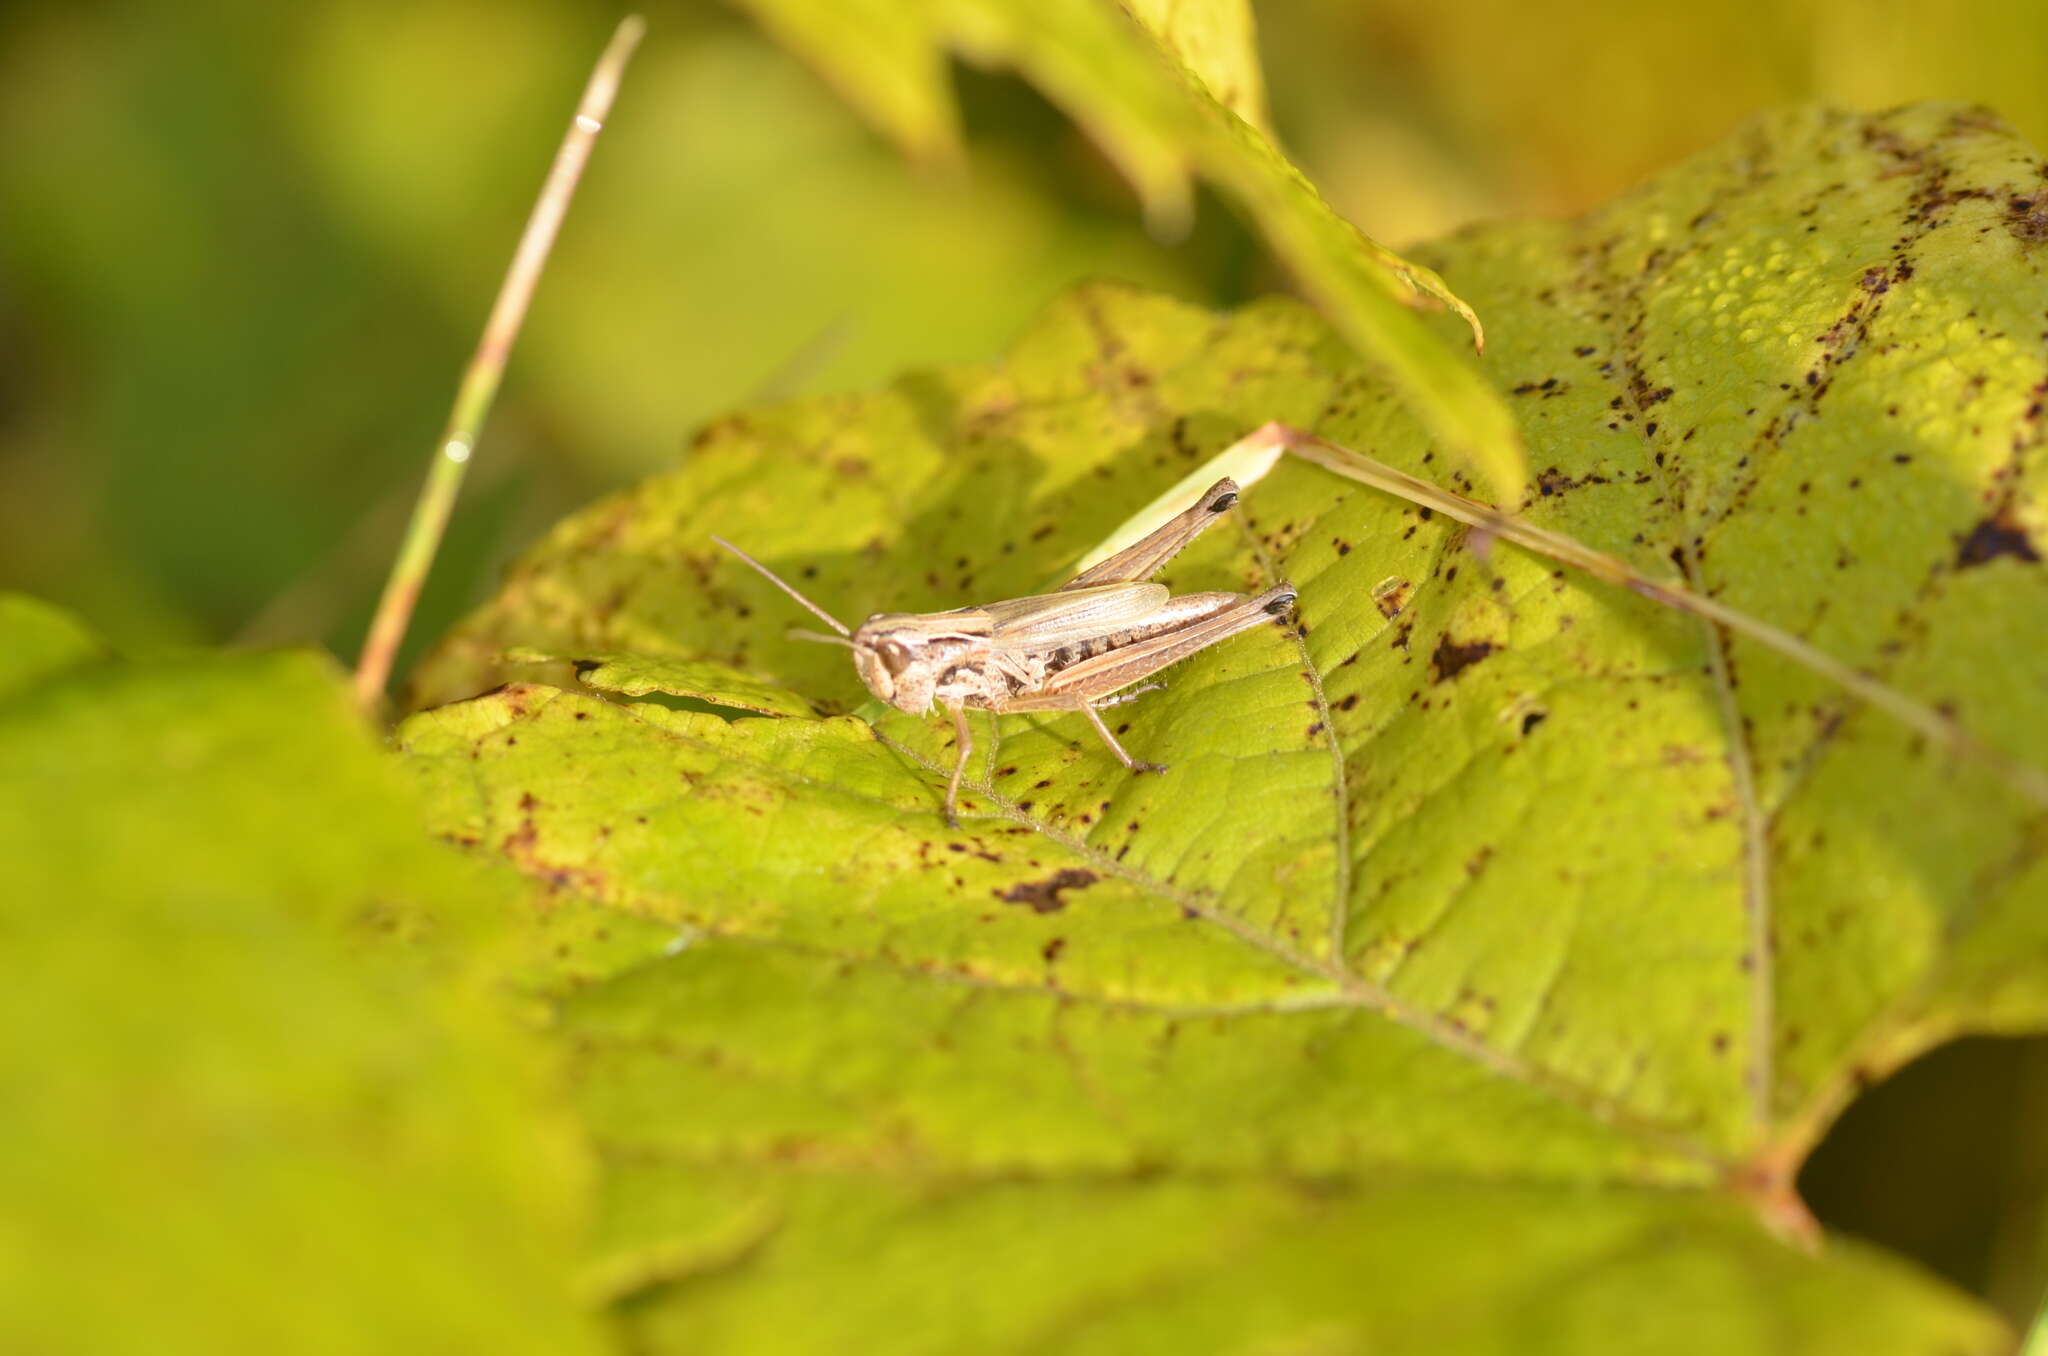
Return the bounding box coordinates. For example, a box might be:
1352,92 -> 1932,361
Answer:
981,582 -> 1169,650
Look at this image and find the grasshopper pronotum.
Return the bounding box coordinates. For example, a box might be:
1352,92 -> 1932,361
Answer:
717,477 -> 1297,825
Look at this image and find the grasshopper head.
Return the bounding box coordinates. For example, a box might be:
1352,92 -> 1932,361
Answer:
851,611 -> 990,714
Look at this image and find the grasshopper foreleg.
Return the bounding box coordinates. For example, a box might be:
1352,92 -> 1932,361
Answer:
943,703 -> 973,828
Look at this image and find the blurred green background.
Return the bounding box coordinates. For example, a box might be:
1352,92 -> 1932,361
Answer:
3,0 -> 2045,1323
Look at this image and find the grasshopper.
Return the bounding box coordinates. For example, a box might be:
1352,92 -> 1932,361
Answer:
715,477 -> 1296,826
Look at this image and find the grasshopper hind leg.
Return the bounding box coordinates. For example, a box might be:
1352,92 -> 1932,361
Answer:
1081,702 -> 1166,775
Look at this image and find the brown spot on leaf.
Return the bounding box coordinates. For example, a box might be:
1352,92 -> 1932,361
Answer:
1629,375 -> 1674,407
1534,466 -> 1612,497
1956,511 -> 2040,567
995,868 -> 1100,913
1429,635 -> 1497,683
2006,196 -> 2048,244
499,815 -> 605,897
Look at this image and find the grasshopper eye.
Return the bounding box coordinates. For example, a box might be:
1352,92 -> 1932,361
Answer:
876,639 -> 914,674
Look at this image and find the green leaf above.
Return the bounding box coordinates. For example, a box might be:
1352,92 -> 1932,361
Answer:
0,600 -> 605,1356
1123,0 -> 1271,132
0,592 -> 107,699
399,105 -> 2046,1351
724,0 -> 1528,498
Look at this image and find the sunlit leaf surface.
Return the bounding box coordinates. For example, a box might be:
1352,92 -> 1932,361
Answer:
399,105 -> 2046,1351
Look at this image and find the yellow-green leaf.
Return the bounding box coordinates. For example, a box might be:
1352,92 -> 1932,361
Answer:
401,105 -> 2046,1351
1123,0 -> 1270,131
0,601 -> 603,1356
504,647 -> 822,718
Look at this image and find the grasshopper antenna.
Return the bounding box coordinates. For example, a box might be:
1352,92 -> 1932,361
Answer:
713,536 -> 852,637
788,628 -> 854,648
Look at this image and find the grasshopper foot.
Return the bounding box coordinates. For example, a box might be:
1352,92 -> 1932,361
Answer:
1132,760 -> 1168,775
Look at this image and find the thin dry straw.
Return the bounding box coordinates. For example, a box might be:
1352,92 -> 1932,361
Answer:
353,15 -> 646,712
